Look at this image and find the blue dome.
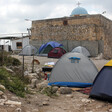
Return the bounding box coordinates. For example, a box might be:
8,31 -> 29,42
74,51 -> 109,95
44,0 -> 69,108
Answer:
70,6 -> 88,16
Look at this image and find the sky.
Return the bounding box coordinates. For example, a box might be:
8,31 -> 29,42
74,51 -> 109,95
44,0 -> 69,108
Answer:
0,0 -> 111,36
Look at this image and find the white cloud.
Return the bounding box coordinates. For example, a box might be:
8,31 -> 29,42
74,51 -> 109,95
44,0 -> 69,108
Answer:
0,0 -> 112,34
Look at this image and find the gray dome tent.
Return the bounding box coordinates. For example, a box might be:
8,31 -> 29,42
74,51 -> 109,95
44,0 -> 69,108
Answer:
19,45 -> 37,56
48,52 -> 98,87
72,46 -> 90,57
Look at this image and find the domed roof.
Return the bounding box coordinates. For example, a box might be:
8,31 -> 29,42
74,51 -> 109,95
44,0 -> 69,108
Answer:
70,6 -> 88,16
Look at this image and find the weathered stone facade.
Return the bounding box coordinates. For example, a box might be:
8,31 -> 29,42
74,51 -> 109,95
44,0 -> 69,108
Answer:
30,14 -> 112,59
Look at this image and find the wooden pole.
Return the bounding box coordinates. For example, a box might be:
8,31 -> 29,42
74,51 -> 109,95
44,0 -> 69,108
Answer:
2,45 -> 4,66
32,55 -> 34,73
22,33 -> 24,77
32,49 -> 35,73
22,55 -> 24,77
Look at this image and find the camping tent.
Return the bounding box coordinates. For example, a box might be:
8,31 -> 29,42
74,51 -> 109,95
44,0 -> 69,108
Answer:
90,60 -> 112,101
19,45 -> 37,56
48,47 -> 66,58
48,52 -> 98,87
72,46 -> 90,57
39,41 -> 63,54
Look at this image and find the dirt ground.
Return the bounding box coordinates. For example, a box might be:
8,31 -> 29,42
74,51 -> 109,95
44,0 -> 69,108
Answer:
1,55 -> 112,112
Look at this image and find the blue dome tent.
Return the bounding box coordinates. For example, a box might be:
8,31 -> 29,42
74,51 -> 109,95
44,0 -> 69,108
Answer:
39,41 -> 63,54
39,44 -> 45,54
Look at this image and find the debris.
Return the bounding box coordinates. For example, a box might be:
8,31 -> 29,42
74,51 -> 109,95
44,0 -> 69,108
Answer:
81,98 -> 91,103
66,94 -> 74,98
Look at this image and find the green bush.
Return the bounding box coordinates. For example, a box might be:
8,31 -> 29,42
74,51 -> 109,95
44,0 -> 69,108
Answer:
5,56 -> 21,66
0,68 -> 26,97
42,87 -> 57,97
0,51 -> 21,66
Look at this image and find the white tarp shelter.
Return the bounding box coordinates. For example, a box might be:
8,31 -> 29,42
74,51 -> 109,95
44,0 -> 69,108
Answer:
19,45 -> 37,56
72,46 -> 90,57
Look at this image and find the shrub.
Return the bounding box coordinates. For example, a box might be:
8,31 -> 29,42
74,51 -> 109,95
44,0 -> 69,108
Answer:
0,51 -> 21,66
0,67 -> 27,97
42,86 -> 57,97
5,56 -> 21,66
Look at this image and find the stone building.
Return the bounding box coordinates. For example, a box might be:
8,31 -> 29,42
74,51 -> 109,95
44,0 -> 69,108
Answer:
30,5 -> 112,59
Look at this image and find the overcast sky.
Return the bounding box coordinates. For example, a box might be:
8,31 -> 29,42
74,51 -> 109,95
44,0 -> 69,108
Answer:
0,0 -> 111,36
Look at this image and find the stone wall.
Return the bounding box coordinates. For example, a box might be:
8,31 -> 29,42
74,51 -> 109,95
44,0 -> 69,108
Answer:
31,15 -> 102,41
30,14 -> 112,58
100,16 -> 112,59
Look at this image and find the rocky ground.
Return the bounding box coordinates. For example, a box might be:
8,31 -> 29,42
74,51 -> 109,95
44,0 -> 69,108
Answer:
0,55 -> 111,112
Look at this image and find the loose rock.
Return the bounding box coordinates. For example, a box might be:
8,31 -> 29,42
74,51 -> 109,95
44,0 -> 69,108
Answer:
52,86 -> 59,93
0,99 -> 6,105
32,109 -> 39,112
4,100 -> 21,106
109,109 -> 112,112
60,87 -> 72,94
0,91 -> 4,96
31,79 -> 38,88
15,108 -> 21,112
66,94 -> 73,98
11,96 -> 19,101
36,80 -> 49,90
81,98 -> 91,103
42,101 -> 49,106
0,84 -> 5,90
1,95 -> 7,100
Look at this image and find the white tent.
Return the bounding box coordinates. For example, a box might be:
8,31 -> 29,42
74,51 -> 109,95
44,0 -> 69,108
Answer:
48,52 -> 98,87
72,46 -> 90,57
